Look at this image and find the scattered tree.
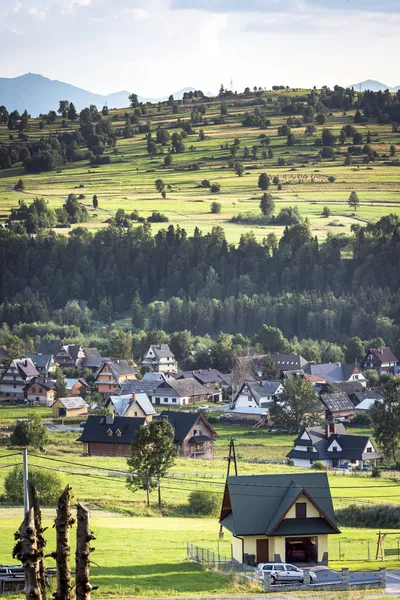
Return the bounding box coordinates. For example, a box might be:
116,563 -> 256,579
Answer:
348,191 -> 360,211
10,413 -> 49,448
211,201 -> 222,214
270,376 -> 322,432
259,192 -> 275,217
258,172 -> 270,190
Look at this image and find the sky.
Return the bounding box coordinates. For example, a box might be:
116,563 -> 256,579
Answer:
1,0 -> 399,97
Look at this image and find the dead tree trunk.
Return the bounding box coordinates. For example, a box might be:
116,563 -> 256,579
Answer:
28,482 -> 47,600
76,503 -> 96,600
13,508 -> 42,600
54,485 -> 74,600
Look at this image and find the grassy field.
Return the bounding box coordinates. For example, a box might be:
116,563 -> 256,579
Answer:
1,90 -> 399,242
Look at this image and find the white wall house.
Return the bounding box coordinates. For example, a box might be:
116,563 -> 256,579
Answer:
141,344 -> 178,373
0,358 -> 39,399
232,380 -> 284,411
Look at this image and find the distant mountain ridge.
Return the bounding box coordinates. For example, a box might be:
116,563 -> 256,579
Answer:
0,73 -> 201,116
347,79 -> 400,93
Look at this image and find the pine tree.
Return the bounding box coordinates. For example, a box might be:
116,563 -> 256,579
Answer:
348,191 -> 360,211
92,195 -> 98,209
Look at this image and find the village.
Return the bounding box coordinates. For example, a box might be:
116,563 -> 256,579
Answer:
0,339 -> 399,596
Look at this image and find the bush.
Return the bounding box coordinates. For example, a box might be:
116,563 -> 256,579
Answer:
322,206 -> 331,218
210,202 -> 222,214
371,466 -> 381,478
201,179 -> 211,188
348,413 -> 371,428
188,490 -> 220,516
10,414 -> 48,449
274,206 -> 302,225
311,461 -> 327,470
147,211 -> 169,223
336,503 -> 400,528
210,183 -> 221,193
4,465 -> 65,505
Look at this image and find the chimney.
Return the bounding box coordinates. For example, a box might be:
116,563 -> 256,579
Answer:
326,422 -> 336,439
131,393 -> 136,401
105,413 -> 114,425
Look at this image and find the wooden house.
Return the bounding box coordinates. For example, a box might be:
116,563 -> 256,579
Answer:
94,360 -> 138,398
24,377 -> 55,406
52,396 -> 88,418
362,347 -> 399,375
24,354 -> 56,376
65,378 -> 89,398
107,393 -> 156,422
159,410 -> 217,459
319,392 -> 356,421
78,414 -> 145,457
220,472 -> 340,565
0,358 -> 39,399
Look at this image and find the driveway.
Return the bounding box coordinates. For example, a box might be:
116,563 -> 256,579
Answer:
386,569 -> 400,593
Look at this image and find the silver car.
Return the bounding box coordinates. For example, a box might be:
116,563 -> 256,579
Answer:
256,562 -> 317,584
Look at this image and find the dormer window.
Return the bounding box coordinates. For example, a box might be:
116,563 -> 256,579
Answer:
107,428 -> 113,436
115,429 -> 122,437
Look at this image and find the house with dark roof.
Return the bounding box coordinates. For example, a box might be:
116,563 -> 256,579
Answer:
52,396 -> 89,418
363,347 -> 399,375
245,354 -> 309,379
141,344 -> 178,373
55,345 -> 85,368
232,380 -> 284,414
287,424 -> 381,469
94,360 -> 138,398
0,358 -> 39,399
78,414 -> 145,457
24,377 -> 55,406
152,378 -> 209,406
24,354 -> 56,376
319,392 -> 356,421
39,339 -> 63,356
82,347 -> 101,358
107,393 -> 156,422
159,410 -> 217,459
176,369 -> 225,401
304,363 -> 367,387
77,356 -> 110,372
350,391 -> 384,412
219,472 -> 339,565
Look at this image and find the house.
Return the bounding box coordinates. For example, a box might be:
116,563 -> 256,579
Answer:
141,344 -> 178,373
65,378 -> 89,398
52,396 -> 89,418
77,356 -> 110,372
363,347 -> 399,375
232,380 -> 284,412
94,360 -> 138,398
55,345 -> 85,368
319,392 -> 356,421
78,414 -> 145,456
350,391 -> 384,412
39,339 -> 63,356
106,393 -> 156,422
142,372 -> 171,382
219,472 -> 339,565
24,354 -> 57,376
82,347 -> 101,358
151,378 -> 209,406
176,369 -> 226,401
24,377 -> 55,406
159,410 -> 217,459
287,423 -> 381,469
304,363 -> 367,387
0,358 -> 39,399
242,353 -> 309,379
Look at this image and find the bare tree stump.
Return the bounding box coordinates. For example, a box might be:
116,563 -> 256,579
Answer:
13,508 -> 42,600
28,481 -> 47,600
54,486 -> 74,600
76,503 -> 96,600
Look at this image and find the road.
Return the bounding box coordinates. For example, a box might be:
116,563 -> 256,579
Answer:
386,570 -> 400,593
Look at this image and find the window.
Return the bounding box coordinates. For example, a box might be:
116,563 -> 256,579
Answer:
134,411 -> 137,417
274,565 -> 284,571
367,447 -> 372,453
107,428 -> 113,436
263,565 -> 272,572
32,387 -> 36,393
164,399 -> 168,403
307,446 -> 313,452
109,385 -> 111,390
295,502 -> 307,518
193,429 -> 197,435
39,388 -> 43,393
172,398 -> 176,403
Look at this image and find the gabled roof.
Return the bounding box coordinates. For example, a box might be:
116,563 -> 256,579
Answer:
178,369 -> 224,385
320,392 -> 355,412
108,393 -> 156,416
24,377 -> 55,391
332,381 -> 366,395
220,472 -> 339,537
66,345 -> 82,362
368,347 -> 399,365
95,359 -> 138,381
15,358 -> 39,379
65,378 -> 89,390
119,380 -> 160,395
145,344 -> 175,359
78,415 -> 145,444
351,391 -> 384,407
236,380 -> 282,404
56,397 -> 88,410
158,378 -> 209,397
271,353 -> 309,369
24,354 -> 54,369
159,410 -> 217,443
83,347 -> 101,358
306,362 -> 359,384
39,339 -> 62,355
78,356 -> 109,370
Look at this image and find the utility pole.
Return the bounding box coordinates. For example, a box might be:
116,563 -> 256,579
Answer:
22,448 -> 29,515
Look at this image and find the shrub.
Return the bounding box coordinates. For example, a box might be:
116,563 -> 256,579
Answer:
328,176 -> 336,183
322,206 -> 331,217
336,503 -> 400,528
5,465 -> 65,505
147,211 -> 169,223
10,414 -> 48,448
348,413 -> 371,428
201,179 -> 211,188
371,466 -> 381,479
210,183 -> 221,193
188,490 -> 220,516
274,206 -> 302,225
311,461 -> 327,470
210,202 -> 222,214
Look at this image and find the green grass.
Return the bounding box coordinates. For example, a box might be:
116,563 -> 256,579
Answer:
1,91 -> 399,243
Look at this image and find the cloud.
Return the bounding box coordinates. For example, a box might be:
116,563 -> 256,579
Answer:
28,6 -> 48,18
117,8 -> 152,20
170,0 -> 400,13
13,2 -> 22,12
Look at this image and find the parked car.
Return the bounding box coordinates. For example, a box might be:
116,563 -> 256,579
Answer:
362,464 -> 373,472
198,405 -> 209,410
256,563 -> 317,584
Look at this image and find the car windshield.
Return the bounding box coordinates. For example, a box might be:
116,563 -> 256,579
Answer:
262,565 -> 272,571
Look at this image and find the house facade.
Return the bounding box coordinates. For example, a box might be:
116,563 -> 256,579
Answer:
0,358 -> 39,399
160,411 -> 217,459
78,414 -> 145,457
94,360 -> 138,397
141,344 -> 178,373
151,379 -> 209,406
52,396 -> 89,418
232,380 -> 284,411
319,392 -> 356,421
24,354 -> 57,376
24,377 -> 55,406
220,472 -> 339,565
287,423 -> 381,468
107,393 -> 156,422
362,347 -> 399,375
66,378 -> 89,398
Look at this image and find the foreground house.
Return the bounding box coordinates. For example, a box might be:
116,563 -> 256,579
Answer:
363,347 -> 399,375
141,344 -> 178,373
0,358 -> 39,399
52,396 -> 89,418
287,423 -> 381,468
94,360 -> 138,397
78,414 -> 145,456
160,410 -> 217,459
220,472 -> 339,565
24,377 -> 55,406
232,380 -> 284,412
107,393 -> 156,422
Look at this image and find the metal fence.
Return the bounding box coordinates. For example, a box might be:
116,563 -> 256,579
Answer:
186,543 -> 258,582
333,538 -> 400,561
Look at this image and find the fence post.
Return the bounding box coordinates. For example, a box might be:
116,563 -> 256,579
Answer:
368,541 -> 371,561
379,567 -> 386,587
196,546 -> 199,563
263,572 -> 271,592
202,547 -> 204,564
339,540 -> 342,560
303,568 -> 311,589
341,568 -> 349,589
